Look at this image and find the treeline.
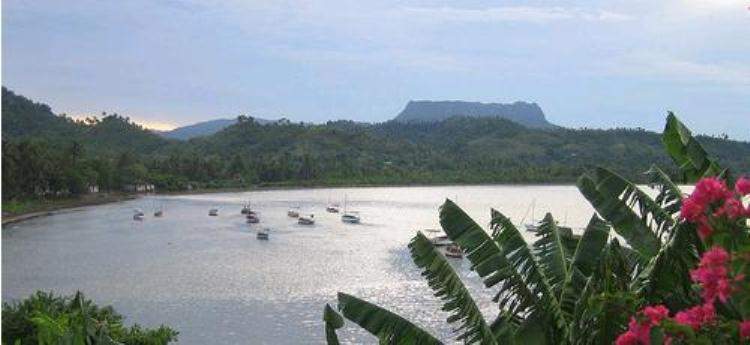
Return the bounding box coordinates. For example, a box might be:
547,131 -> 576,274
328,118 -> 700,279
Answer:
3,87 -> 750,201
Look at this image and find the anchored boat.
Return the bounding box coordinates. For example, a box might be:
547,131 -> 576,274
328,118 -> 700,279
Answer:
340,195 -> 361,224
246,213 -> 260,223
257,228 -> 270,240
298,214 -> 315,225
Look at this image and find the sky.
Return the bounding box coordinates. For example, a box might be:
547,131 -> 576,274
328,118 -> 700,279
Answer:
2,0 -> 749,140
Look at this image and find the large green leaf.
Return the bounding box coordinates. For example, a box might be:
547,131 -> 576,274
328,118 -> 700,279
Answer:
323,304 -> 344,345
662,112 -> 722,183
559,215 -> 610,319
646,165 -> 684,225
632,222 -> 702,310
336,292 -> 442,345
577,169 -> 661,260
409,232 -> 497,345
439,199 -> 537,318
569,240 -> 636,345
490,210 -> 568,337
531,213 -> 569,298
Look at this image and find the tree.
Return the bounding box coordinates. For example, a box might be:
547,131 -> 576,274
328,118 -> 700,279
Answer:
322,113 -> 724,344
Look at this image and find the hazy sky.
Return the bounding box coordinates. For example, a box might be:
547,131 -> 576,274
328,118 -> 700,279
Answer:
3,1 -> 749,139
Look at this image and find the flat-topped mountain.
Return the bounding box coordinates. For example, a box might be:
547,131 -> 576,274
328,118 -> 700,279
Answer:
394,100 -> 553,128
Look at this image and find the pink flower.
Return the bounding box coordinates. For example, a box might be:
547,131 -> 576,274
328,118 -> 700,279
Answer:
615,305 -> 671,345
693,177 -> 731,205
691,247 -> 733,303
736,177 -> 750,196
615,330 -> 640,345
714,198 -> 745,220
674,303 -> 716,331
700,246 -> 730,266
697,221 -> 713,239
680,197 -> 705,222
740,320 -> 750,339
643,305 -> 669,326
628,318 -> 652,345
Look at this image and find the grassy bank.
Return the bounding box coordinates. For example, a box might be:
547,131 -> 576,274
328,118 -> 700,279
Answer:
2,193 -> 136,225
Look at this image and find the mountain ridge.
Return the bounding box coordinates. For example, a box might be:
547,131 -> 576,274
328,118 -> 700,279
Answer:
394,100 -> 554,128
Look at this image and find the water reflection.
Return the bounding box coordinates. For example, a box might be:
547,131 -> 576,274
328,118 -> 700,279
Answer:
3,185 -> 595,344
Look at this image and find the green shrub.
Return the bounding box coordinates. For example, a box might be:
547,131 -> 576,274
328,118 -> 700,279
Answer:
2,291 -> 177,345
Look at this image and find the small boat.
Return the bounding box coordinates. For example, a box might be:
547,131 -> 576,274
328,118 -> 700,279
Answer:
209,208 -> 219,216
444,244 -> 463,258
341,195 -> 360,223
426,229 -> 453,247
287,208 -> 300,218
523,200 -> 538,232
429,235 -> 453,247
341,212 -> 360,224
326,199 -> 340,213
246,214 -> 260,223
257,228 -> 270,240
298,214 -> 315,225
153,204 -> 164,217
241,204 -> 251,214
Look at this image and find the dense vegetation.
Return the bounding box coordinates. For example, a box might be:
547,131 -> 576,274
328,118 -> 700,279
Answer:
322,114 -> 750,344
4,87 -> 750,202
2,291 -> 177,344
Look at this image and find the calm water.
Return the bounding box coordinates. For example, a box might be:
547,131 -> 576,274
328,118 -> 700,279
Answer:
3,185 -> 595,344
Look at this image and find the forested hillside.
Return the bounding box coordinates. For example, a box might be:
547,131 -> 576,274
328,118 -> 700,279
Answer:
3,87 -> 750,201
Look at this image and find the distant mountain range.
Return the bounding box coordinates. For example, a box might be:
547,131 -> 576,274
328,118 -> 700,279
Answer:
162,100 -> 554,140
3,87 -> 750,188
158,117 -> 274,140
394,100 -> 554,128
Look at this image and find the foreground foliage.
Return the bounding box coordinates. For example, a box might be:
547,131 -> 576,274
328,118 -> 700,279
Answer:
2,291 -> 177,345
322,113 -> 750,344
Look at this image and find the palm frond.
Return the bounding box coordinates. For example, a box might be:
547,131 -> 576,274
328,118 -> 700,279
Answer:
559,215 -> 610,319
409,232 -> 497,344
531,213 -> 569,298
324,304 -> 344,345
336,292 -> 442,345
646,165 -> 684,218
438,199 -> 537,319
490,210 -> 568,336
576,170 -> 661,261
568,239 -> 636,345
632,222 -> 702,310
662,112 -> 722,183
488,312 -> 519,344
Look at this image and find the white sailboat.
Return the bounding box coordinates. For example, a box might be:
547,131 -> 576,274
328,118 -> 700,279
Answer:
287,206 -> 300,218
133,208 -> 145,221
523,199 -> 538,232
257,228 -> 270,240
298,214 -> 315,225
341,195 -> 360,224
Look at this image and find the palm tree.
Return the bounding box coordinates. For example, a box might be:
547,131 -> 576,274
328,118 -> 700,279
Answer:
323,113 -> 722,344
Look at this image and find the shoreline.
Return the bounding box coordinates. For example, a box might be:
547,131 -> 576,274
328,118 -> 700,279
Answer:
159,180 -> 579,196
3,181 -> 577,225
2,193 -> 137,226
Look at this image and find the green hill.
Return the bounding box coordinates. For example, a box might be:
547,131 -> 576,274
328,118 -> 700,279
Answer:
3,87 -> 750,199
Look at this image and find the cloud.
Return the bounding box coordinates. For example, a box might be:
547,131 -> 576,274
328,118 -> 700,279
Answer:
605,53 -> 750,86
399,6 -> 633,24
